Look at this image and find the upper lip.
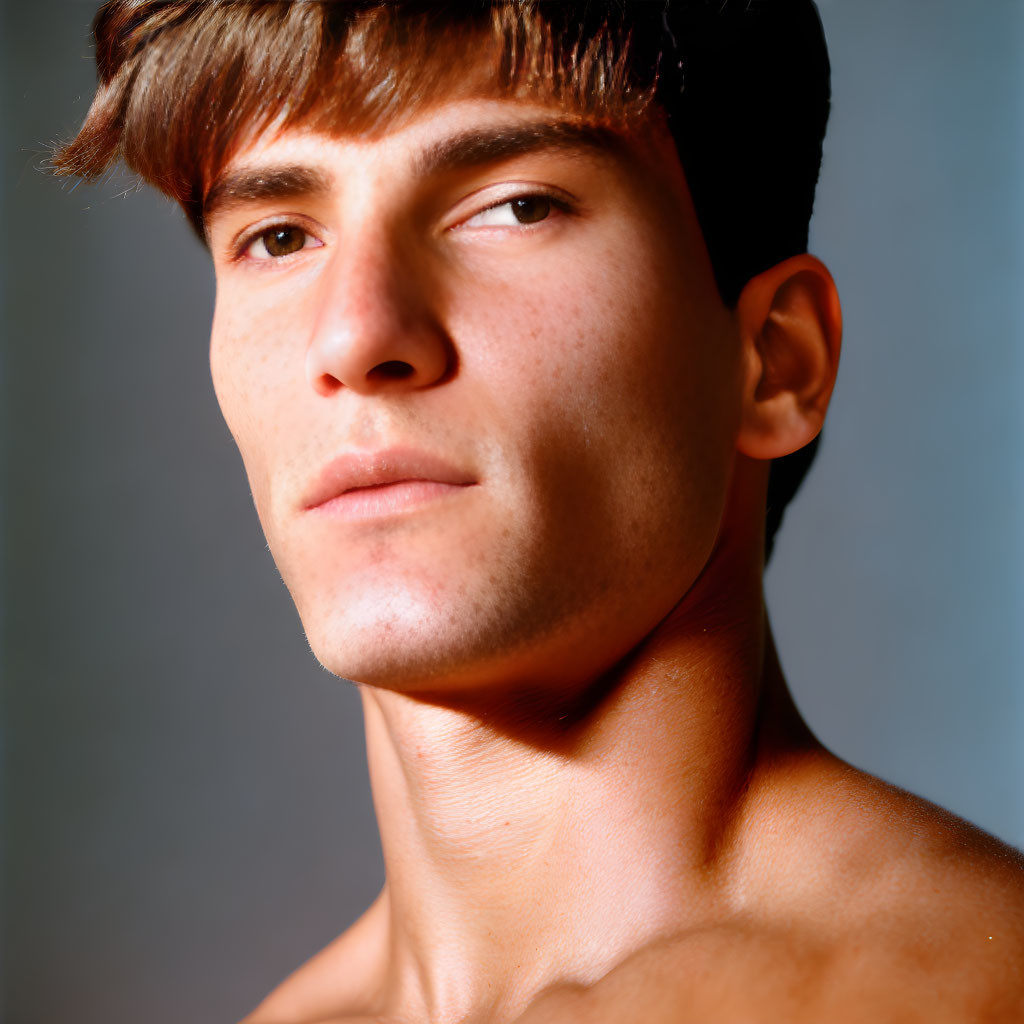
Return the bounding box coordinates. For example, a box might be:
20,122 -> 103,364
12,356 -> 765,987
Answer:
301,447 -> 476,510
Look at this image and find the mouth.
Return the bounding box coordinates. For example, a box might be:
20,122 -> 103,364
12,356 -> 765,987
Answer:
302,447 -> 477,519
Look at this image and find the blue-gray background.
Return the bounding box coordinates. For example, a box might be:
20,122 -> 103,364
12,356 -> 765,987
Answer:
2,1 -> 1021,1021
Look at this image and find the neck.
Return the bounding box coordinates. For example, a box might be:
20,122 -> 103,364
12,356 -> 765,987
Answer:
357,525 -> 811,1022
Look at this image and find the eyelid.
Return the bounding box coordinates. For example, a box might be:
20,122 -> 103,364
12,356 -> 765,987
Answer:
448,183 -> 578,231
226,214 -> 326,263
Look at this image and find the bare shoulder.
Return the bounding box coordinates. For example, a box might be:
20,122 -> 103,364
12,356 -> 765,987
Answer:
754,751 -> 1024,923
519,913 -> 1024,1024
731,751 -> 1024,1017
519,756 -> 1024,1024
238,895 -> 388,1024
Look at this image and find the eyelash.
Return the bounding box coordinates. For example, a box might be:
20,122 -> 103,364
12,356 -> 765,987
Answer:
456,189 -> 573,230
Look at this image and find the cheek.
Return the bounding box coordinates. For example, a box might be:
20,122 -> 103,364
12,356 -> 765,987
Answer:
446,230 -> 740,607
209,293 -> 293,513
456,225 -> 739,500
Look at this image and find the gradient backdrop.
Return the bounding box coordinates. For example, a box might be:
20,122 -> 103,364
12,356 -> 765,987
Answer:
3,1 -> 1022,1021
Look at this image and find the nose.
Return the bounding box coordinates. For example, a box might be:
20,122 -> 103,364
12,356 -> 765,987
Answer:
305,232 -> 452,396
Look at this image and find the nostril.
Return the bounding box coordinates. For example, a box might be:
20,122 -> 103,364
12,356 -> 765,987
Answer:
314,371 -> 343,395
369,360 -> 416,382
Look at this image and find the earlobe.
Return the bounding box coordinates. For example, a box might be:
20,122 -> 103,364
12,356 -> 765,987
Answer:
735,254 -> 843,460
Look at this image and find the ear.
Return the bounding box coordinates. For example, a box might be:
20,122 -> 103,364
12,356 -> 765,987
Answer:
735,255 -> 842,460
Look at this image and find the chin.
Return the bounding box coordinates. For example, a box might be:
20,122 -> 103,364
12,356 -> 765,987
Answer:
297,583 -> 514,692
298,574 -> 644,702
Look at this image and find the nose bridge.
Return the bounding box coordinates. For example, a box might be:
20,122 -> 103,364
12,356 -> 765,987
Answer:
324,221 -> 402,328
306,218 -> 449,395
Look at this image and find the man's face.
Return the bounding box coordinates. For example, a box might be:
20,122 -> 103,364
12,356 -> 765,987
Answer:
206,98 -> 742,697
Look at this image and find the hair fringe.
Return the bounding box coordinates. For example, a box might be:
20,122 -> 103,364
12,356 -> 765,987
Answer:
55,1 -> 653,211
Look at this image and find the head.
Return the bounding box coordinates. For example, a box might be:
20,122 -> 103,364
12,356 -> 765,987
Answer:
57,1 -> 841,697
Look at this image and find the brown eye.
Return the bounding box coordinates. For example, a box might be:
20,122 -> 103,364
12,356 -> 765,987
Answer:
461,193 -> 564,230
511,196 -> 551,224
260,226 -> 306,258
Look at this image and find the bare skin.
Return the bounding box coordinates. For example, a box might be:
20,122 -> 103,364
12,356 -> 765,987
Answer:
201,101 -> 1024,1023
240,556 -> 1024,1024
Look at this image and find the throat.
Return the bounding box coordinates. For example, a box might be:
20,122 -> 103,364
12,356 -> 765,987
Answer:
355,607 -> 779,1021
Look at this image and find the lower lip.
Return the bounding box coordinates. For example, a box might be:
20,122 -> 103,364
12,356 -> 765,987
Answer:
309,480 -> 472,520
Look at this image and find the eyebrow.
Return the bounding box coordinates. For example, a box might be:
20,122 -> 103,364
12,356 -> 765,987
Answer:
203,166 -> 334,223
202,120 -> 617,228
414,120 -> 618,178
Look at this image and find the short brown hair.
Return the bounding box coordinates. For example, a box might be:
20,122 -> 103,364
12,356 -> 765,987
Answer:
55,2 -> 658,235
56,0 -> 832,557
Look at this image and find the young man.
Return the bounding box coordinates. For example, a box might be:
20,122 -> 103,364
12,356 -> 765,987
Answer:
57,2 -> 1023,1021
